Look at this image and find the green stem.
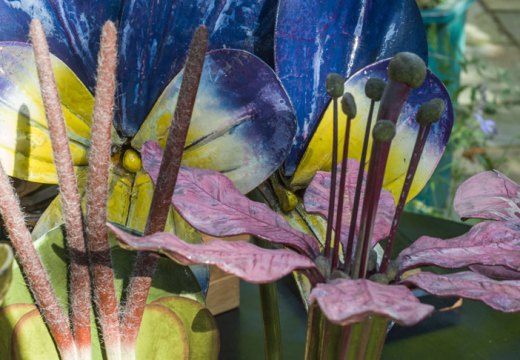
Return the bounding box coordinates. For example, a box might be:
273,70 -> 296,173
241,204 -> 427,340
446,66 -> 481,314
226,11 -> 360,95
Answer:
254,237 -> 282,360
342,317 -> 389,360
304,304 -> 322,360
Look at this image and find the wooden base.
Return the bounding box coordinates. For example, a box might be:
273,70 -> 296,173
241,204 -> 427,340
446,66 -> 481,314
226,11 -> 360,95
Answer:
203,235 -> 247,315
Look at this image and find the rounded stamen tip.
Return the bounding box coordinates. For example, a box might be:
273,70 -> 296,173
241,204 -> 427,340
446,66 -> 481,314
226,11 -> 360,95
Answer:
388,52 -> 427,88
326,73 -> 345,98
416,98 -> 445,125
372,120 -> 396,142
365,78 -> 386,101
341,92 -> 357,118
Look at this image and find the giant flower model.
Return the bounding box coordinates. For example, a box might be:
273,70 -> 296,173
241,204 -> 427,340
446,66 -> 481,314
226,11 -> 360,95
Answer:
0,0 -> 450,359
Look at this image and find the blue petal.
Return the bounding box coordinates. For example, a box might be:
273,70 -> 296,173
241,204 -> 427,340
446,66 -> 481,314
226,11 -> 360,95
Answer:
0,1 -> 122,91
115,0 -> 277,138
276,0 -> 428,176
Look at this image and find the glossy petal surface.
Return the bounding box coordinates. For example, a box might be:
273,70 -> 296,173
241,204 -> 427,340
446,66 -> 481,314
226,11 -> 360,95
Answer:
133,50 -> 295,193
0,43 -> 94,183
117,0 -> 276,136
276,0 -> 428,175
454,170 -> 520,221
109,224 -> 316,284
309,278 -> 433,326
0,1 -> 120,91
404,271 -> 520,313
292,59 -> 453,203
304,160 -> 395,246
142,142 -> 319,257
0,1 -> 277,137
397,221 -> 520,273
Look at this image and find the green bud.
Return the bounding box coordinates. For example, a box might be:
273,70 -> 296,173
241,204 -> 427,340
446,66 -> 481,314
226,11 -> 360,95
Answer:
372,120 -> 396,142
315,255 -> 331,279
416,98 -> 446,125
365,78 -> 386,101
369,273 -> 390,284
388,52 -> 427,88
341,92 -> 357,118
326,73 -> 345,98
368,249 -> 379,272
385,261 -> 399,282
330,270 -> 350,280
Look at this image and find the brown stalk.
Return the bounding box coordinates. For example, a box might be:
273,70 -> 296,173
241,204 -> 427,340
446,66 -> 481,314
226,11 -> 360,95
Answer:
0,162 -> 76,358
85,21 -> 121,359
119,26 -> 209,349
30,19 -> 91,354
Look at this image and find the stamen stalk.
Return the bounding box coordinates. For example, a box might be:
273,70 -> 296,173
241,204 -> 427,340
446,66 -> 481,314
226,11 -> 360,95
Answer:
324,98 -> 339,258
344,100 -> 375,272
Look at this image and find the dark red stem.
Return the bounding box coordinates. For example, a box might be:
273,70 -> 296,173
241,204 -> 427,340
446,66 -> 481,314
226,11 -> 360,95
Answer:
331,116 -> 352,271
324,98 -> 339,258
380,123 -> 431,273
343,100 -> 375,272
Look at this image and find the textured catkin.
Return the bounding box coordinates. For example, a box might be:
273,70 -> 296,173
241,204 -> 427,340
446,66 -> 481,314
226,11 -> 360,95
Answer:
86,21 -> 122,359
0,162 -> 76,357
30,19 -> 91,352
120,25 -> 209,348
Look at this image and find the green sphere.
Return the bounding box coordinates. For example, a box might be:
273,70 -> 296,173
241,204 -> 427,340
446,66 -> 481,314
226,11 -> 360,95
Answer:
388,52 -> 427,88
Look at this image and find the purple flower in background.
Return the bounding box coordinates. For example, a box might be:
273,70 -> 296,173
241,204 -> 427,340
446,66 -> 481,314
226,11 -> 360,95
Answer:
473,110 -> 497,136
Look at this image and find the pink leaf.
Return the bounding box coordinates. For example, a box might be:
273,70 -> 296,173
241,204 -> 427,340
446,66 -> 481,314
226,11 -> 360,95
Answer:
108,223 -> 316,284
454,170 -> 520,221
404,271 -> 520,312
304,161 -> 395,246
397,221 -> 520,272
469,264 -> 520,280
309,278 -> 433,326
142,141 -> 319,257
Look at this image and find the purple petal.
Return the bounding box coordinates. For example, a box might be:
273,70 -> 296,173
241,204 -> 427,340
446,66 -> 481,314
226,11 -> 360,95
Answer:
108,224 -> 316,284
469,264 -> 520,281
142,142 -> 319,257
454,170 -> 520,221
276,0 -> 428,175
397,221 -> 520,273
303,160 -> 395,246
309,278 -> 433,326
404,271 -> 520,312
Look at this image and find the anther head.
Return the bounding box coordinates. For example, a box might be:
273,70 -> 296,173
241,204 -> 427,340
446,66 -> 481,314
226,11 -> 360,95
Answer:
341,92 -> 357,119
372,120 -> 396,142
416,98 -> 445,125
365,78 -> 386,101
326,73 -> 345,98
388,52 -> 427,88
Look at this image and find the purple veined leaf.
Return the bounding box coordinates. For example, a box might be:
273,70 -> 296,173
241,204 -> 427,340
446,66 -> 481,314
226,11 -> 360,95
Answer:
397,221 -> 520,273
454,170 -> 520,221
404,271 -> 520,313
469,264 -> 520,281
107,224 -> 316,284
309,278 -> 433,326
303,159 -> 395,247
141,141 -> 320,258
